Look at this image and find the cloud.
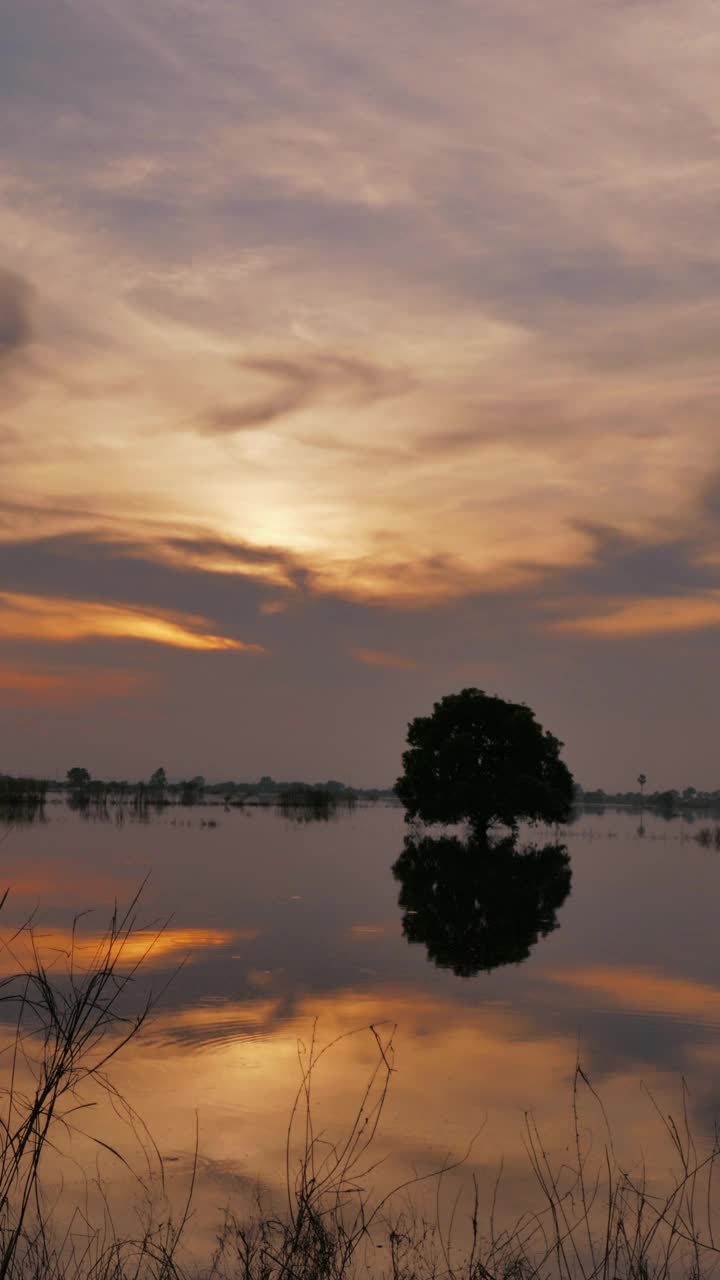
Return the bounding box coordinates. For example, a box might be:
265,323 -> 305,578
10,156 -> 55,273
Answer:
351,647 -> 418,670
0,664 -> 148,706
0,591 -> 267,652
259,599 -> 289,616
2,0 -> 720,779
530,525 -> 720,637
555,525 -> 720,598
201,352 -> 411,434
0,529 -> 302,623
0,270 -> 32,361
550,592 -> 720,638
0,522 -> 542,611
143,534 -> 548,610
149,534 -> 305,589
700,472 -> 720,525
312,552 -> 542,607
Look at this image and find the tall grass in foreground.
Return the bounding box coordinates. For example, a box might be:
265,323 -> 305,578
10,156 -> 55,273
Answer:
0,891 -> 191,1279
210,1042 -> 720,1280
0,898 -> 719,1278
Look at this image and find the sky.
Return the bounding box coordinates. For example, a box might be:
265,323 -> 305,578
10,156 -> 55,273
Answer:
1,0 -> 719,788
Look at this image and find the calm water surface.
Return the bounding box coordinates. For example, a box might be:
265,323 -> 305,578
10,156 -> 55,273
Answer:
1,802 -> 719,1252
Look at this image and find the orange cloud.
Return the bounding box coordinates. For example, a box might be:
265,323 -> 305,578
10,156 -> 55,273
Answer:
314,558 -> 541,607
147,541 -> 297,589
0,591 -> 266,653
551,593 -> 720,638
351,647 -> 418,670
0,665 -> 147,706
258,599 -> 290,616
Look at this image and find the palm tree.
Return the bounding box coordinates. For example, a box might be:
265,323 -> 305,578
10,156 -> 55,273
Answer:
637,773 -> 647,797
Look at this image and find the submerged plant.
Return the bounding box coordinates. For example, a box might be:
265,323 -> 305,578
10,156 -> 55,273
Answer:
694,826 -> 720,850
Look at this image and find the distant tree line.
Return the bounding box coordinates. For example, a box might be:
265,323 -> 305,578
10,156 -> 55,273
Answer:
63,770 -> 390,806
0,768 -> 392,820
0,775 -> 48,801
0,775 -> 49,826
575,782 -> 720,814
5,764 -> 720,820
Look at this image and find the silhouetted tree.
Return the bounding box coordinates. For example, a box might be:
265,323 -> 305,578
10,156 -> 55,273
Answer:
395,689 -> 574,836
658,789 -> 677,818
179,776 -> 205,805
66,767 -> 91,789
637,773 -> 647,796
392,833 -> 572,976
149,768 -> 167,790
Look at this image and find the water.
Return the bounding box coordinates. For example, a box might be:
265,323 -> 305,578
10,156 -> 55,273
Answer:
1,801 -> 719,1257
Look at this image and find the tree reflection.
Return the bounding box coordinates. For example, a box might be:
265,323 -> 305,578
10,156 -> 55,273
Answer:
392,833 -> 572,976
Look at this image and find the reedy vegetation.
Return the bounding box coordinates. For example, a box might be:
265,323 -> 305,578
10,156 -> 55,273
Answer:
0,901 -> 717,1278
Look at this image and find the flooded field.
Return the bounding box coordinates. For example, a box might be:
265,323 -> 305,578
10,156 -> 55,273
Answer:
1,801 -> 718,1265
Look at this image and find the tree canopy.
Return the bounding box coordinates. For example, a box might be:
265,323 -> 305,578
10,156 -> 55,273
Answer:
66,767 -> 91,789
395,688 -> 574,835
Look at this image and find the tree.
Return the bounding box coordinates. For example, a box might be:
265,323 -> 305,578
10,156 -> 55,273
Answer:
66,767 -> 91,789
179,776 -> 205,805
637,773 -> 647,796
395,688 -> 574,836
658,789 -> 677,817
149,767 -> 167,789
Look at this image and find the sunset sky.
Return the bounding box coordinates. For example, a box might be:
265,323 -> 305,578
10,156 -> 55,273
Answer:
2,0 -> 719,787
